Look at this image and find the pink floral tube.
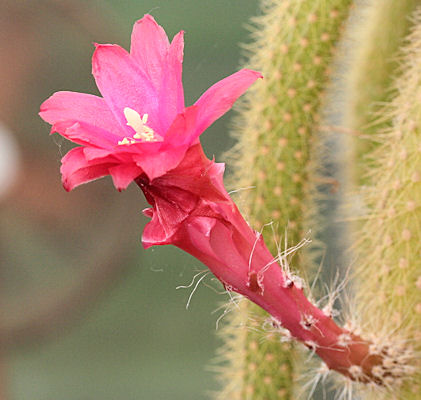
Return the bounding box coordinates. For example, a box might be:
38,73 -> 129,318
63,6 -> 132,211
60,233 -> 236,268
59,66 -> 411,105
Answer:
136,144 -> 382,382
40,14 -> 383,383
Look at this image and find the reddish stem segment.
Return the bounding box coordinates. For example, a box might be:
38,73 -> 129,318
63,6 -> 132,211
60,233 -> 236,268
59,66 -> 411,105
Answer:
136,144 -> 382,382
174,201 -> 382,382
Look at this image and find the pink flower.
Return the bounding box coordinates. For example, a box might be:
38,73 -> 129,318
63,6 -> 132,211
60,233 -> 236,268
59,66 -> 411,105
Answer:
40,15 -> 261,191
41,15 -> 388,382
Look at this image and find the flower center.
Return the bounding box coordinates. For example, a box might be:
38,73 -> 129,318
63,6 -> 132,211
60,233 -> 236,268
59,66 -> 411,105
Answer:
118,107 -> 156,145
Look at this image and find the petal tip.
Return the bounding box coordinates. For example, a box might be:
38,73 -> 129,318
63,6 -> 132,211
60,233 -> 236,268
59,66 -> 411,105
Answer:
136,14 -> 158,26
62,180 -> 72,192
141,239 -> 152,250
91,44 -> 113,75
243,68 -> 263,80
39,93 -> 56,118
39,103 -> 47,114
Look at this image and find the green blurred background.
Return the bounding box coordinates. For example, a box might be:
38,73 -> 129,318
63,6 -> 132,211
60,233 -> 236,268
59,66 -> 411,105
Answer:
0,1 -> 259,398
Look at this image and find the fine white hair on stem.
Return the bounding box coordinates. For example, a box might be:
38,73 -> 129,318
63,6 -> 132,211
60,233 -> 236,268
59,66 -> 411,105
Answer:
281,236 -> 312,259
176,269 -> 208,290
214,307 -> 231,331
247,221 -> 275,273
213,294 -> 243,330
226,290 -> 241,309
335,379 -> 355,400
202,277 -> 230,295
315,265 -> 353,320
297,361 -> 331,400
228,185 -> 256,195
176,270 -> 210,309
249,222 -> 312,282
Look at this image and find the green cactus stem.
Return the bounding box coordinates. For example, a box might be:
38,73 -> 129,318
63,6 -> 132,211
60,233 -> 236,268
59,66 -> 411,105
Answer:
344,0 -> 420,181
352,10 -> 421,398
215,0 -> 353,398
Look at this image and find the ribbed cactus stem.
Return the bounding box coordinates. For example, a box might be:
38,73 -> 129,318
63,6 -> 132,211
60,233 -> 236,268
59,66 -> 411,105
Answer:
345,0 -> 420,179
339,1 -> 420,397
352,10 -> 421,397
217,0 -> 353,397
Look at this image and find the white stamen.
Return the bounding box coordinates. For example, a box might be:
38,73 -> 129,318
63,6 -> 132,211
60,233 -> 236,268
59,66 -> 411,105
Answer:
118,107 -> 156,145
124,107 -> 146,132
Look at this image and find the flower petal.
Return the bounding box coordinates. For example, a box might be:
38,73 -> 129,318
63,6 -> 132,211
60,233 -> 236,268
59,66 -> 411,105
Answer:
141,183 -> 198,248
60,147 -> 116,191
163,105 -> 197,146
51,120 -> 121,148
39,91 -> 123,138
130,16 -> 185,132
193,69 -> 262,135
92,44 -> 161,134
130,15 -> 170,89
82,146 -> 114,161
158,30 -> 185,131
109,163 -> 143,191
142,218 -> 168,248
154,144 -> 227,202
132,145 -> 186,182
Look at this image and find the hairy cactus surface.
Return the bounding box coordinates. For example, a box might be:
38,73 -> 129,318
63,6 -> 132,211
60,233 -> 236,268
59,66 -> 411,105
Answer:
216,0 -> 353,398
345,0 -> 420,181
352,10 -> 421,399
338,1 -> 421,398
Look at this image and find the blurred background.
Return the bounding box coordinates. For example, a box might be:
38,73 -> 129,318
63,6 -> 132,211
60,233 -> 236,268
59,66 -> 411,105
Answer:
0,1 -> 259,398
